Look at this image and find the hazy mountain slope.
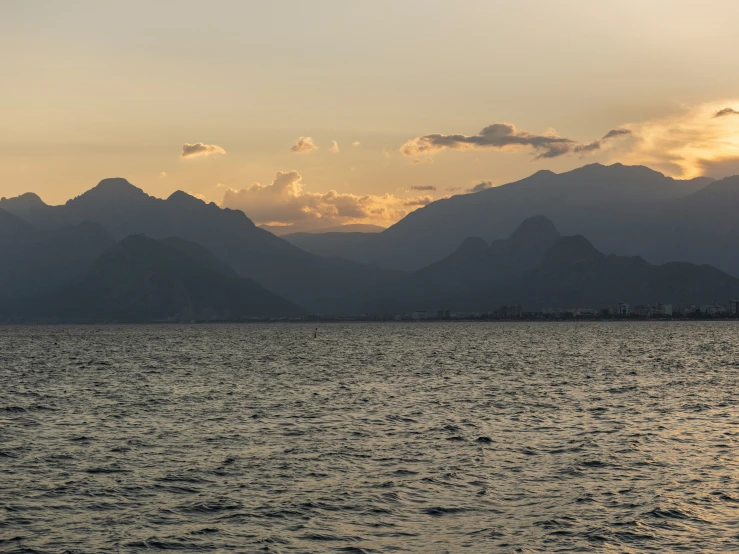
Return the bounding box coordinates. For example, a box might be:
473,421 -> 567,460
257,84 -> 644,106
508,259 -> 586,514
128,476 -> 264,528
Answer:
309,163 -> 713,271
0,193 -> 65,229
9,235 -> 304,322
0,216 -> 115,303
499,235 -> 739,310
282,231 -> 377,259
0,208 -> 35,240
633,175 -> 739,270
1,179 -> 400,312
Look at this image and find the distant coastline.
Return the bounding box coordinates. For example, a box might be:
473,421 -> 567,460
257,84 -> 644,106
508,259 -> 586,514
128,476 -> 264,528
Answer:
3,315 -> 739,325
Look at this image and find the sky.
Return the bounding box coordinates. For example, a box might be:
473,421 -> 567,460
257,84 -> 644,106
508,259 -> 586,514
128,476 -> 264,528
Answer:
2,0 -> 739,231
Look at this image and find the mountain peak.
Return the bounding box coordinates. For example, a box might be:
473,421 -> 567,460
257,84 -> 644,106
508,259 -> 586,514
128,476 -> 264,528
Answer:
508,215 -> 560,245
167,190 -> 205,206
0,192 -> 47,208
69,178 -> 149,206
96,177 -> 139,190
532,169 -> 556,178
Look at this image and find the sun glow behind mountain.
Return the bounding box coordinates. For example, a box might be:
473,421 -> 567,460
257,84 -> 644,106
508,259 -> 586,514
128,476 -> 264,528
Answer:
615,99 -> 739,179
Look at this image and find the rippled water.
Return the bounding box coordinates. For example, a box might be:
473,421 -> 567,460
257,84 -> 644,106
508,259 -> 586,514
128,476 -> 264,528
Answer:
2,322 -> 739,553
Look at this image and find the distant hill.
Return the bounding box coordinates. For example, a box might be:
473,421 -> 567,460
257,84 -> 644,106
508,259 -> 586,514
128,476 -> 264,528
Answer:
0,179 -> 398,312
0,211 -> 115,304
358,216 -> 739,313
263,223 -> 385,236
291,163 -> 722,272
6,235 -> 304,322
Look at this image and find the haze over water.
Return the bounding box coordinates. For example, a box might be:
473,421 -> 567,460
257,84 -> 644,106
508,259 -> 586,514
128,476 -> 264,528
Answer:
2,322 -> 739,553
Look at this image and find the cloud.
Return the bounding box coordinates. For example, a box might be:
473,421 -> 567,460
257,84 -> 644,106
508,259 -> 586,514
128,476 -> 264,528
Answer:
409,185 -> 437,191
291,136 -> 318,153
329,140 -> 339,153
181,142 -> 226,158
403,196 -> 434,207
467,181 -> 494,193
713,108 -> 739,118
573,129 -> 632,155
186,191 -> 206,201
352,141 -> 361,147
400,123 -> 630,160
159,172 -> 167,178
221,170 -> 436,230
412,157 -> 434,164
610,99 -> 739,178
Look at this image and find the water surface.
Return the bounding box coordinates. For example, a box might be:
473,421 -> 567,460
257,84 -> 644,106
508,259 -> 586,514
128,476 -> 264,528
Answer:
2,322 -> 739,552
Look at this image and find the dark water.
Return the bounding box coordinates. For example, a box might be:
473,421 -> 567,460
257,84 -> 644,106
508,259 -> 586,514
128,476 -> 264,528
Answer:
2,323 -> 739,553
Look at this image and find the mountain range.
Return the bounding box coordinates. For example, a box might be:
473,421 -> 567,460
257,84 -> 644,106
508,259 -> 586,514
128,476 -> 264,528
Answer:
281,163 -> 739,276
2,163 -> 739,320
4,234 -> 303,322
1,179 -> 399,313
356,215 -> 739,313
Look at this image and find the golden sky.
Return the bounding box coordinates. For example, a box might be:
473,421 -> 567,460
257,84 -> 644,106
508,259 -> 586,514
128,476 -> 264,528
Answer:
2,1 -> 739,230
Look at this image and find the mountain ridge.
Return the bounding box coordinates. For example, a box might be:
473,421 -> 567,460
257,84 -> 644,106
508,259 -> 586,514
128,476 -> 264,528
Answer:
286,163 -> 722,272
6,234 -> 304,322
1,179 -> 400,312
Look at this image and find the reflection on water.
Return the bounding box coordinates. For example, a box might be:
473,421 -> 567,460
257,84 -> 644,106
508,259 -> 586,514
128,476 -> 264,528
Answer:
1,322 -> 738,552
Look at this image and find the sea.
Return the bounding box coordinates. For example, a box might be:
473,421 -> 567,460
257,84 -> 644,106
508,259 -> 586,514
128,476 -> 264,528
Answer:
1,322 -> 738,553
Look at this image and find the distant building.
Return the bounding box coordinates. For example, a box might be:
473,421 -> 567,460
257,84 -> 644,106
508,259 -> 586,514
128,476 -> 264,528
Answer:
631,303 -> 672,317
610,302 -> 630,316
436,309 -> 451,319
632,305 -> 650,317
675,304 -> 697,316
731,300 -> 739,316
411,311 -> 427,320
495,305 -> 521,318
701,303 -> 727,316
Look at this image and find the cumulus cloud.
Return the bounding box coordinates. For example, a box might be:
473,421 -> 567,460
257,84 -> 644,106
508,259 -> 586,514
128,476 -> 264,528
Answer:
611,99 -> 739,178
329,140 -> 339,153
400,123 -> 630,160
467,181 -> 494,193
713,108 -> 739,118
291,136 -> 318,153
352,141 -> 361,147
409,185 -> 437,191
221,171 -> 437,230
181,142 -> 226,158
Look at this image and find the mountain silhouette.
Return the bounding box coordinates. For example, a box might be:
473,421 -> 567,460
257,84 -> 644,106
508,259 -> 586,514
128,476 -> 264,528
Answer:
8,234 -> 304,322
5,171 -> 739,317
0,213 -> 115,305
291,163 -> 721,272
357,216 -> 739,312
1,179 -> 399,312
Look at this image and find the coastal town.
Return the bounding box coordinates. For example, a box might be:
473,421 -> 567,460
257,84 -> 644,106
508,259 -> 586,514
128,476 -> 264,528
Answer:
305,299 -> 739,322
